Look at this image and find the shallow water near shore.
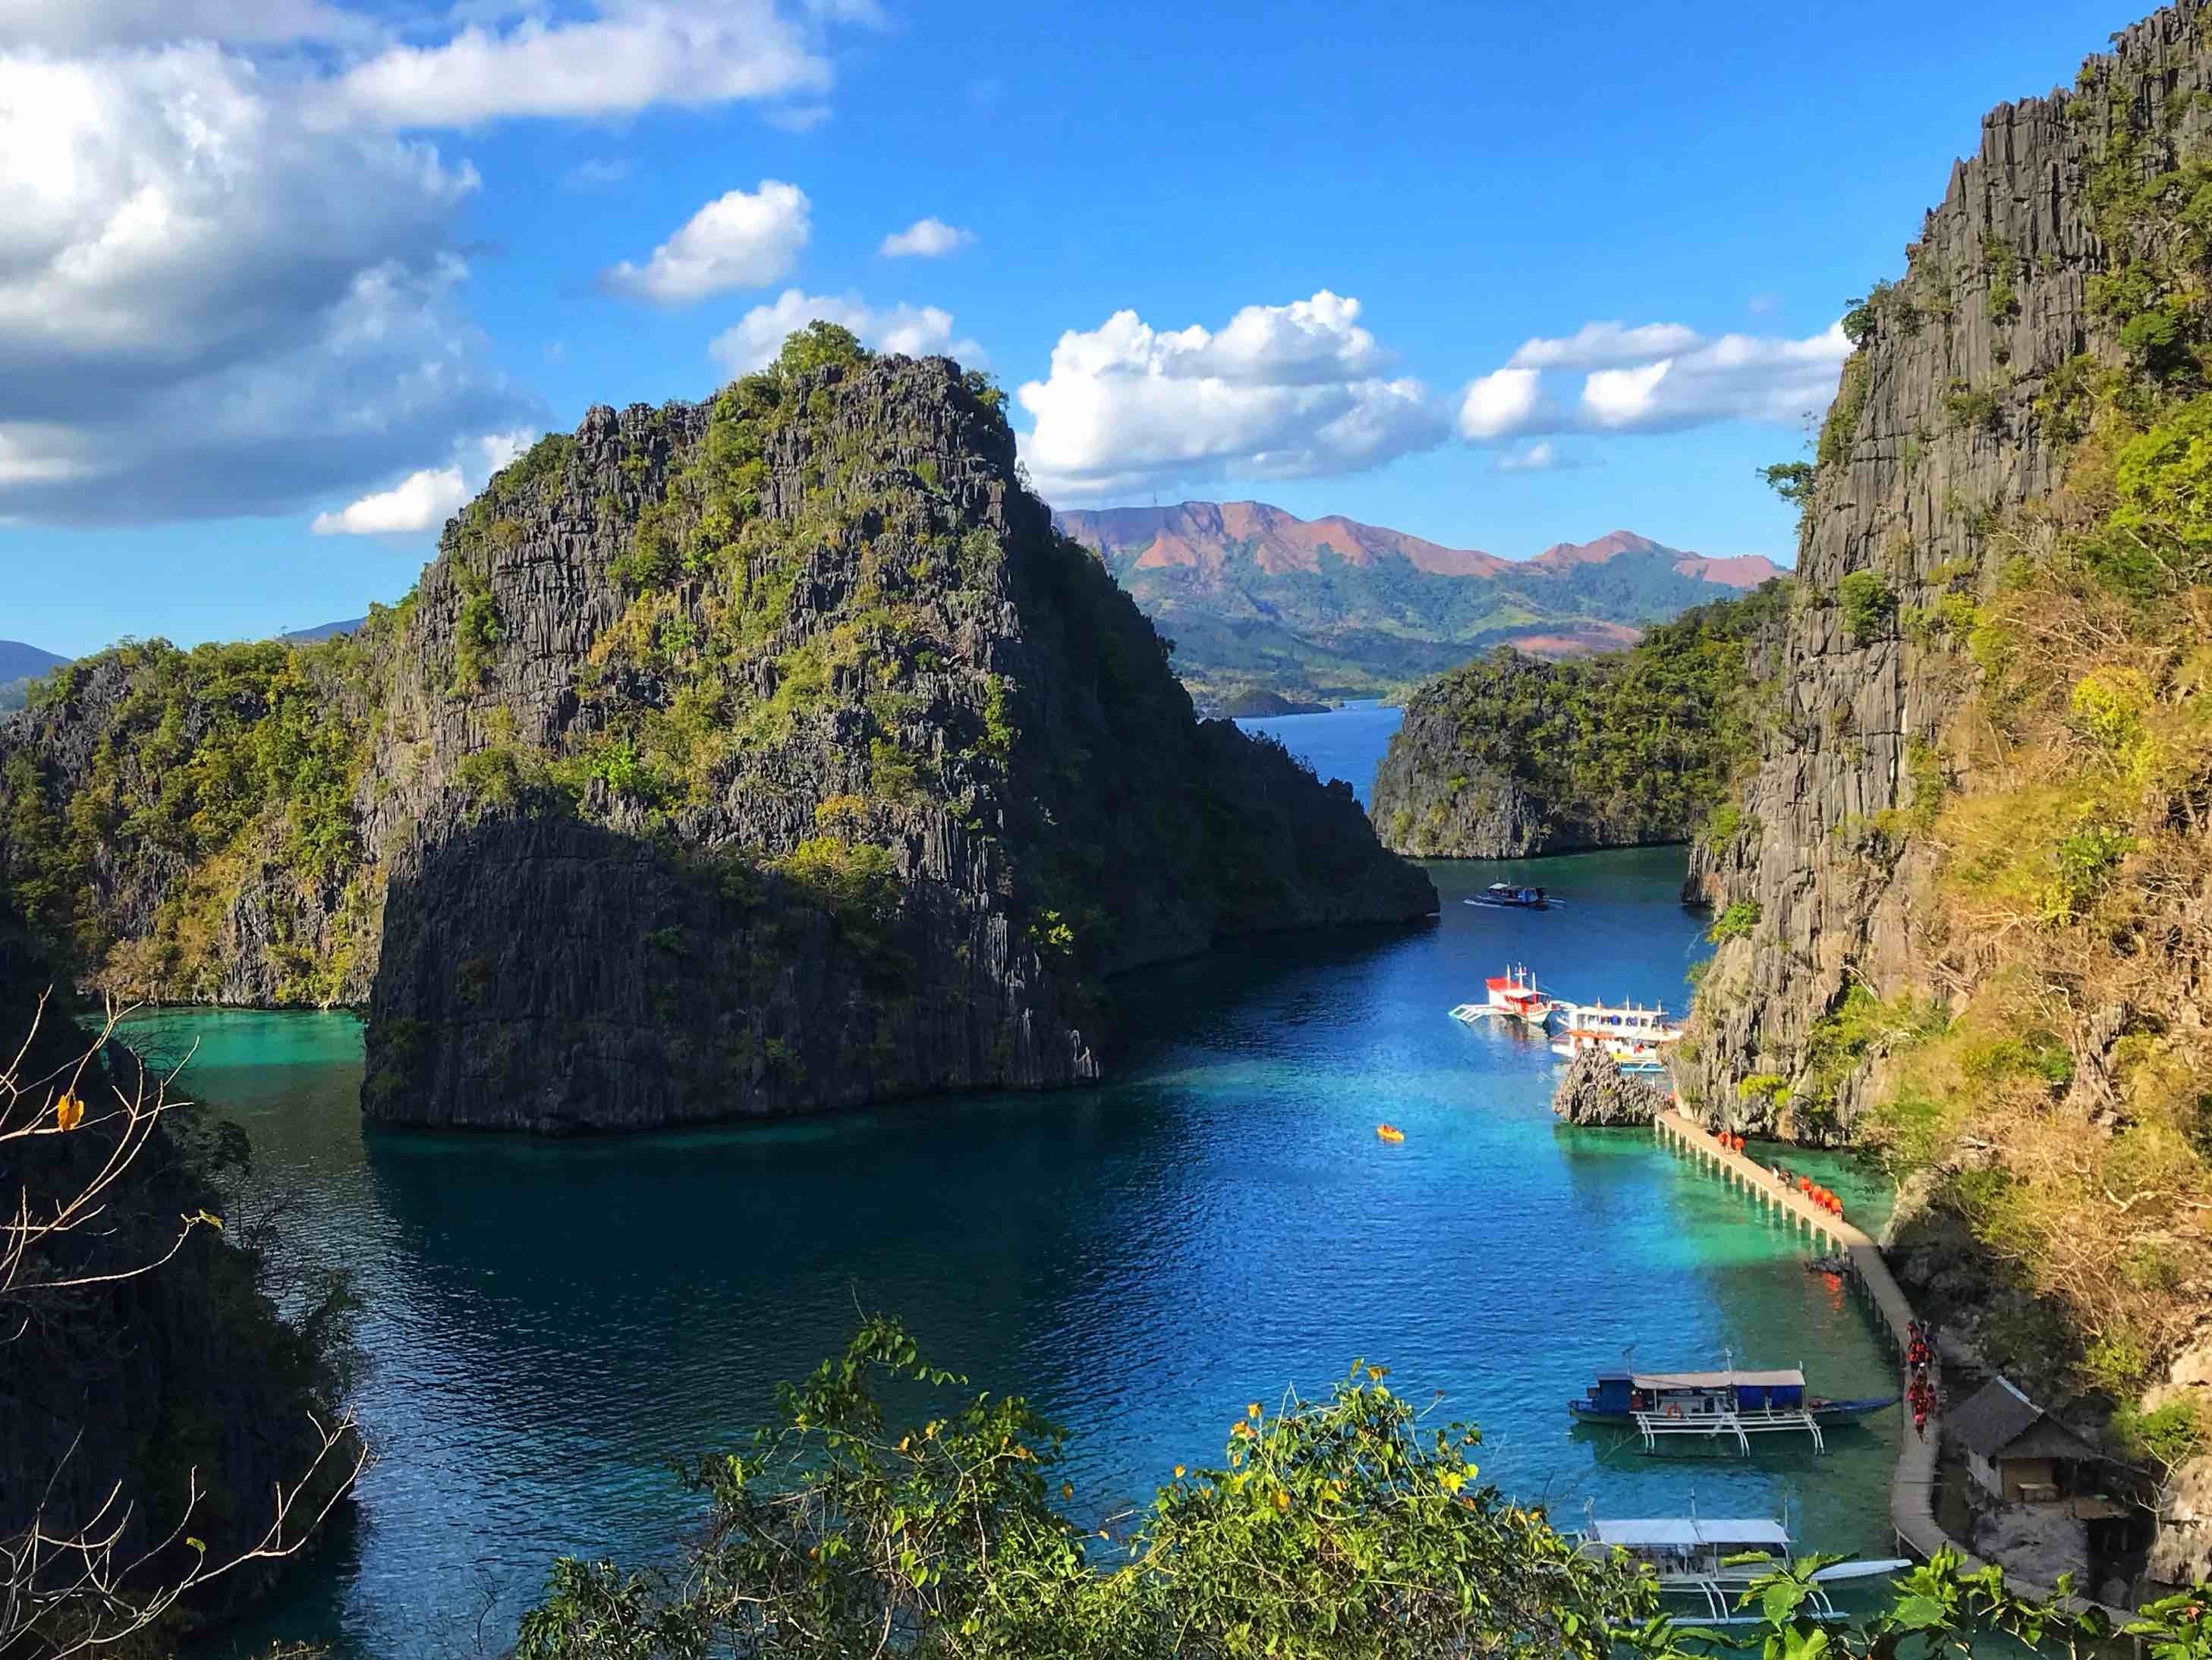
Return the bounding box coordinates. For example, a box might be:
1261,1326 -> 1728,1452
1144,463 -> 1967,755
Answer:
156,825 -> 1905,1657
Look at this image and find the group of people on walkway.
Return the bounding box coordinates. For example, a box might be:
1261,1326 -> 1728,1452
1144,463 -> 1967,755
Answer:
1906,1319 -> 1940,1438
1764,1162 -> 1848,1221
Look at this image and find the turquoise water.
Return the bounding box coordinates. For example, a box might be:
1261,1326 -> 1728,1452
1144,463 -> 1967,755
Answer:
142,838 -> 1902,1658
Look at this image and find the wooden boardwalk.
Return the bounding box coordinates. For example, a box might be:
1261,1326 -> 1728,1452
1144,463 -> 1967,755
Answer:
1650,1108 -> 2131,1621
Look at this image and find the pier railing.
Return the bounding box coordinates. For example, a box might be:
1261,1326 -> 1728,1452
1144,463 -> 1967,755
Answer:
1650,1107 -> 2133,1624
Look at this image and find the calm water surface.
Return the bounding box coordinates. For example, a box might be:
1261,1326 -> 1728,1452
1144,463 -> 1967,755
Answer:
156,710 -> 1899,1658
1238,700 -> 1402,804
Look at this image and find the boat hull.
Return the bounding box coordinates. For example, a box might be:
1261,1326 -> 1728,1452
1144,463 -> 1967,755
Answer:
1567,1395 -> 1899,1426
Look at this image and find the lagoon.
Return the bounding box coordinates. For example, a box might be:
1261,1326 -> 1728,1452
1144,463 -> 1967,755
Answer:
164,711 -> 1898,1658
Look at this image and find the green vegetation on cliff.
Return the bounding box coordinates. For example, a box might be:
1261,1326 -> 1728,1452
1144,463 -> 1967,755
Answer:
1368,580 -> 1791,858
3,618 -> 402,1005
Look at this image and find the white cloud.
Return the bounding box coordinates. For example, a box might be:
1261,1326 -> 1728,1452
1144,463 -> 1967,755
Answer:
1456,367 -> 1544,441
0,0 -> 362,48
0,44 -> 536,524
710,289 -> 983,373
880,217 -> 974,259
325,2 -> 835,129
312,429 -> 534,535
1497,441 -> 1556,473
1455,319 -> 1850,446
310,464 -> 465,536
1015,291 -> 1444,502
1506,321 -> 1703,370
600,181 -> 810,306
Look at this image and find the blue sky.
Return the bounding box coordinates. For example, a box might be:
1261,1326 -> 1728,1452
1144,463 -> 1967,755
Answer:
0,0 -> 2138,656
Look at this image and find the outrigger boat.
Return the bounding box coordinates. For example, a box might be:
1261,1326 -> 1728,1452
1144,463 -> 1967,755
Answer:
1449,964 -> 1564,1030
1569,1366 -> 1898,1454
1574,1515 -> 1908,1624
1466,882 -> 1554,910
1548,998 -> 1683,1074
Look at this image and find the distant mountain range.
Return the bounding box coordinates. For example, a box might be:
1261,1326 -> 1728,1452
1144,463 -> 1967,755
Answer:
0,641 -> 68,712
1054,501 -> 1783,712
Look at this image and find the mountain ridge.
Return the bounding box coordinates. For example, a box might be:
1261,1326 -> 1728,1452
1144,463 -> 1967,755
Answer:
1055,501 -> 1784,708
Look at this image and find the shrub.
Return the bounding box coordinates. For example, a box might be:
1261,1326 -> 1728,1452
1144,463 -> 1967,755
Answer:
1838,570 -> 1897,643
1943,382 -> 2003,432
1707,899 -> 1761,942
2113,1397 -> 2208,1470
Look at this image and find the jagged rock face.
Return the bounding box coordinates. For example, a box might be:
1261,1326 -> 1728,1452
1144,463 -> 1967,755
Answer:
1550,1047 -> 1668,1127
1,354 -> 1435,1132
1678,11 -> 2211,1134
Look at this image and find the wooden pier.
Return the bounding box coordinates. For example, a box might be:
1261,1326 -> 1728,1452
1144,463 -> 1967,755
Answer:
1650,1107 -> 2132,1624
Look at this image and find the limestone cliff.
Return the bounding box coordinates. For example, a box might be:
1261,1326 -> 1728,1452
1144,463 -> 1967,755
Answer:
0,343 -> 1435,1131
1680,4 -> 2212,1569
1369,583 -> 1788,858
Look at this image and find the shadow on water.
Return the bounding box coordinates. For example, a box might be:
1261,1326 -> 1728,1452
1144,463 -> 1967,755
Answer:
167,828 -> 1908,1659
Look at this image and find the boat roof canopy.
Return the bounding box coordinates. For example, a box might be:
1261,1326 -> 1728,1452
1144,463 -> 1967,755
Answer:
1631,1369 -> 1805,1390
1588,1518 -> 1790,1548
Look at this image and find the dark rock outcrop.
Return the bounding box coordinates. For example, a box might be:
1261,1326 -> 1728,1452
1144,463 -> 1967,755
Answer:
0,874 -> 357,1632
1550,1048 -> 1668,1127
1,351 -> 1436,1132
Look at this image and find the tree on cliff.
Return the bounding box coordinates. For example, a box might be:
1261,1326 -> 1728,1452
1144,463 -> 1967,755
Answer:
0,889 -> 363,1655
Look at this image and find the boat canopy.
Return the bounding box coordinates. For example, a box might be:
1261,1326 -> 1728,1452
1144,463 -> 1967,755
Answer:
1632,1369 -> 1805,1391
1587,1518 -> 1791,1549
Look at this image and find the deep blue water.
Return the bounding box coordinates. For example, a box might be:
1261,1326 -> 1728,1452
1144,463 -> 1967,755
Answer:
1238,700 -> 1403,805
140,710 -> 1902,1659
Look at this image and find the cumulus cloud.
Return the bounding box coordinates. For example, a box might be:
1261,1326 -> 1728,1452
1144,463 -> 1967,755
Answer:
1457,367 -> 1545,441
0,43 -> 536,524
1455,319 -> 1849,445
880,217 -> 974,259
600,181 -> 810,306
1016,291 -> 1445,502
311,430 -> 534,536
325,1 -> 835,128
710,289 -> 983,373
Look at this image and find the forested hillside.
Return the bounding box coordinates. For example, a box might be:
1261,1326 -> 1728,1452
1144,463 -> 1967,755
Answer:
1369,580 -> 1790,857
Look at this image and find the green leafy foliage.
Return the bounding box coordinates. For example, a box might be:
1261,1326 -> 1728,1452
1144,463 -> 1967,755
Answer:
1707,899 -> 1760,942
1759,461 -> 1816,508
1837,570 -> 1896,643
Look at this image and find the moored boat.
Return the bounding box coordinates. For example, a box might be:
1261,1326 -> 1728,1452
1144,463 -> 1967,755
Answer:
1466,882 -> 1553,910
1569,1367 -> 1898,1454
1477,964 -> 1563,1029
1548,998 -> 1683,1071
1573,1515 -> 1908,1624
